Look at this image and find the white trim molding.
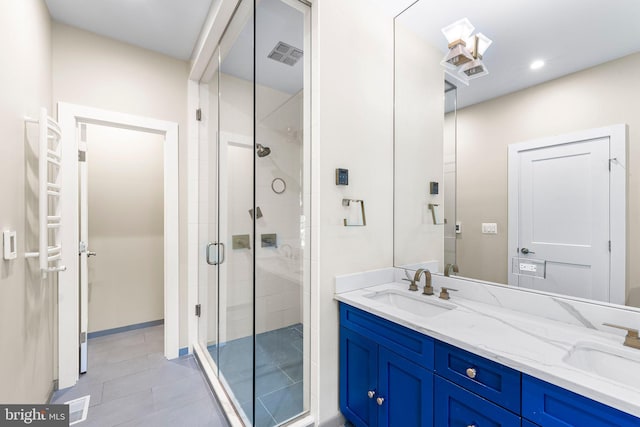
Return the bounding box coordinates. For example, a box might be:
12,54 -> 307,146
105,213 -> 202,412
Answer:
57,102 -> 180,388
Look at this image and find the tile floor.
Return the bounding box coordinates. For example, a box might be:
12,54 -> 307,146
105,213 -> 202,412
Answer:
51,325 -> 229,427
209,324 -> 304,427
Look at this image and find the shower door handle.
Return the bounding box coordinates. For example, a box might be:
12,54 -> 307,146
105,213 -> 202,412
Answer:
218,242 -> 225,265
206,242 -> 226,266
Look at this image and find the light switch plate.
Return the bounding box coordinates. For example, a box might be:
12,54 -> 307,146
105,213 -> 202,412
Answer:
482,223 -> 498,234
3,231 -> 17,260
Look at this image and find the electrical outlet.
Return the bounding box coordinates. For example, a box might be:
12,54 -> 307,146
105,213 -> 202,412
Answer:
482,223 -> 498,234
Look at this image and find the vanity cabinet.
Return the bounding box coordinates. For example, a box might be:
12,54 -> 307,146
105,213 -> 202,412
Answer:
434,341 -> 521,413
340,304 -> 434,427
434,342 -> 521,427
339,302 -> 640,427
522,375 -> 640,427
434,376 -> 520,427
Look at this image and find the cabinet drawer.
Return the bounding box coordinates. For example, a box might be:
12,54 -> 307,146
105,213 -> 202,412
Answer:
435,341 -> 521,413
340,303 -> 434,369
522,375 -> 640,427
435,376 -> 521,427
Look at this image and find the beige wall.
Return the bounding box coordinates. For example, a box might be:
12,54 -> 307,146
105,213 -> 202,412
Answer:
455,53 -> 640,305
86,126 -> 164,332
394,22 -> 445,269
51,23 -> 190,345
0,0 -> 55,403
314,0 -> 394,422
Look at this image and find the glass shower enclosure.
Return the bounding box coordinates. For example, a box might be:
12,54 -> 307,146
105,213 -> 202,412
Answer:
195,0 -> 310,425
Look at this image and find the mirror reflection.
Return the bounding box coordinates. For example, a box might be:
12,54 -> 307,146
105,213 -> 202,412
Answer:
394,0 -> 640,307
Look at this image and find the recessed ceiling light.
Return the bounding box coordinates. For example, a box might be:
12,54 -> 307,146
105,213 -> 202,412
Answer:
530,60 -> 545,70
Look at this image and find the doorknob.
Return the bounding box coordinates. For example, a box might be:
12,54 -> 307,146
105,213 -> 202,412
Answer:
520,247 -> 535,255
87,251 -> 97,257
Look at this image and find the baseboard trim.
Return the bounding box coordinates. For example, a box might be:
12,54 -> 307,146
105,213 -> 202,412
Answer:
87,319 -> 164,339
319,413 -> 347,427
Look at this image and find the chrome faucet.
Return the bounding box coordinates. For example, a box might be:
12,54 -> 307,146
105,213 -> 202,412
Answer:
414,268 -> 434,296
444,264 -> 459,277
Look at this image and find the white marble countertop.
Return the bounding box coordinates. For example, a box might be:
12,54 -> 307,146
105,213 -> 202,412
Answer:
335,281 -> 640,418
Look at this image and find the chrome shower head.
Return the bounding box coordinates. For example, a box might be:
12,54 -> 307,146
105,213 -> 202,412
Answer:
256,144 -> 271,158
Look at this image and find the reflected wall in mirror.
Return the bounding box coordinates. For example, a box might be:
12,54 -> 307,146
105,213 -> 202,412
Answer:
394,0 -> 640,308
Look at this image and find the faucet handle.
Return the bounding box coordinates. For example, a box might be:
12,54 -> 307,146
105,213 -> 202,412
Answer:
402,278 -> 418,292
603,323 -> 640,349
603,322 -> 639,337
439,287 -> 458,300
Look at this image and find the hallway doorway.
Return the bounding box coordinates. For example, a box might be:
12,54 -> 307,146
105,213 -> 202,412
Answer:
79,124 -> 165,373
58,103 -> 179,388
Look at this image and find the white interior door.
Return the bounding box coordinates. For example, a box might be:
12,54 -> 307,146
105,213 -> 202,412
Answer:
508,134 -> 611,301
78,124 -> 89,373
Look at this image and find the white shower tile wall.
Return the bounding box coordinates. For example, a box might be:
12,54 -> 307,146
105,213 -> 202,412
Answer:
255,91 -> 304,334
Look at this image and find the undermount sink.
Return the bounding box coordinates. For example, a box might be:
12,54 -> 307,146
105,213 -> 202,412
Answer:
562,342 -> 640,388
364,290 -> 455,318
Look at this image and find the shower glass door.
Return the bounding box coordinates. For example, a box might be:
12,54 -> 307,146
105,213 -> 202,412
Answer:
254,0 -> 310,424
197,0 -> 310,425
198,0 -> 256,424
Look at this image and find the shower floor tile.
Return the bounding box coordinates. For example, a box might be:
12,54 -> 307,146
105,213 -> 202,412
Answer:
208,324 -> 304,426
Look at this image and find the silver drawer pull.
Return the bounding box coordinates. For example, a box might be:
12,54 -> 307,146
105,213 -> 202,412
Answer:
376,397 -> 385,406
367,390 -> 375,399
467,424 -> 477,427
466,367 -> 477,379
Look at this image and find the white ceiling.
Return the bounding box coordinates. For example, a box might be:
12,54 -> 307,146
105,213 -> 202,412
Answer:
43,0 -> 640,104
45,0 -> 214,60
383,0 -> 640,109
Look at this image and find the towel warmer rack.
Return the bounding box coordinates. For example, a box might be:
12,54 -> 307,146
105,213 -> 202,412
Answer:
25,108 -> 66,278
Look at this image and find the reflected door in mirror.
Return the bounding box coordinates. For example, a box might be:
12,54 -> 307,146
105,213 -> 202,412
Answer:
508,131 -> 615,303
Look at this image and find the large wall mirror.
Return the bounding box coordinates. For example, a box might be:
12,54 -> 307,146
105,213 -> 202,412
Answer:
394,0 -> 640,308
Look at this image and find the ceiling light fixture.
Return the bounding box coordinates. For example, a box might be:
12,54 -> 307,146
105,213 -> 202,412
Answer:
530,60 -> 545,70
440,18 -> 492,85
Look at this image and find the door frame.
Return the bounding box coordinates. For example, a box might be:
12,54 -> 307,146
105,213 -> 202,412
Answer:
57,102 -> 179,388
507,124 -> 627,305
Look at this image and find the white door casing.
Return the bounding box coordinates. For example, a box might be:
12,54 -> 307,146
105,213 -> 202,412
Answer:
507,124 -> 626,305
58,103 -> 179,388
78,124 -> 89,374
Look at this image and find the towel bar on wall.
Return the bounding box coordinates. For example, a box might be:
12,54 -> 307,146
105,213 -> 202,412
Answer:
24,108 -> 66,278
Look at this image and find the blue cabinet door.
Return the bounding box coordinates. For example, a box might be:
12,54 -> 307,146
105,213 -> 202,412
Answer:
434,376 -> 521,427
522,375 -> 640,427
522,421 -> 540,427
378,347 -> 434,427
340,327 -> 378,427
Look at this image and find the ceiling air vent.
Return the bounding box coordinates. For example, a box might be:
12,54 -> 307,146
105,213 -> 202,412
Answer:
268,41 -> 303,66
